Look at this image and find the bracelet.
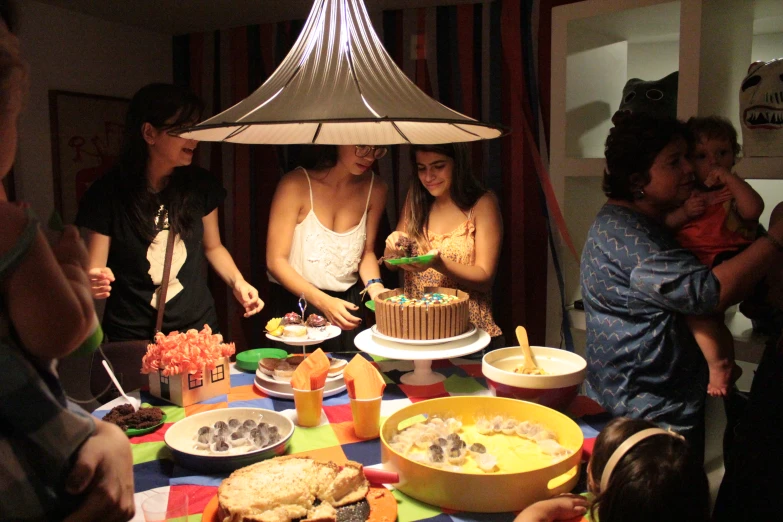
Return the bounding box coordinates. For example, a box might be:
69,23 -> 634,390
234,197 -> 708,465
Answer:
766,234 -> 783,253
359,278 -> 384,299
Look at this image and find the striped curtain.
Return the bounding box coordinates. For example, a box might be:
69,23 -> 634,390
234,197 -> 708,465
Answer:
173,0 -> 568,351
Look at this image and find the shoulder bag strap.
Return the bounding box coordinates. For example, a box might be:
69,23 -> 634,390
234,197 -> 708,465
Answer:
154,229 -> 176,334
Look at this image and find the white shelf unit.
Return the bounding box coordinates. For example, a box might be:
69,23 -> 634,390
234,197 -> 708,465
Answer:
545,0 -> 783,363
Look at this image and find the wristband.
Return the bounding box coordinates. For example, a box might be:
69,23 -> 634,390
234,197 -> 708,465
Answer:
766,234 -> 783,253
360,278 -> 384,299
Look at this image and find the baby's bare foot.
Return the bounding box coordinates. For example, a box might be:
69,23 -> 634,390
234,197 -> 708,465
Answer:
708,364 -> 733,397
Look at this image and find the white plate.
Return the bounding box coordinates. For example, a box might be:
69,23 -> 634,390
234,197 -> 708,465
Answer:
355,327 -> 490,360
370,324 -> 477,345
254,373 -> 347,400
257,369 -> 343,385
265,324 -> 341,346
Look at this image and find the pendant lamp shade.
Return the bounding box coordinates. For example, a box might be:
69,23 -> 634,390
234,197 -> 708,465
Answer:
179,0 -> 504,145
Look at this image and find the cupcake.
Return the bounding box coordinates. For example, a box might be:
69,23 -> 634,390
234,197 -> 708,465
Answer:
306,314 -> 330,338
306,314 -> 328,328
282,312 -> 302,325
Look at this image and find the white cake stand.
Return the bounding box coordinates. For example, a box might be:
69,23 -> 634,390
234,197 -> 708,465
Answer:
354,328 -> 490,386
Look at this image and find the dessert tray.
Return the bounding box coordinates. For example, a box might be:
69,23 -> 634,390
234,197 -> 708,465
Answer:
265,324 -> 341,346
370,324 -> 477,345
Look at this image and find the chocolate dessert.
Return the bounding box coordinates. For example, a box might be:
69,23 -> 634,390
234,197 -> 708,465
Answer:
103,404 -> 164,431
378,235 -> 419,264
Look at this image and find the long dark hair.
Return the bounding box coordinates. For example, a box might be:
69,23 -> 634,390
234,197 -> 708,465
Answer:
405,143 -> 487,250
296,145 -> 338,171
117,83 -> 204,241
603,112 -> 691,201
589,418 -> 710,522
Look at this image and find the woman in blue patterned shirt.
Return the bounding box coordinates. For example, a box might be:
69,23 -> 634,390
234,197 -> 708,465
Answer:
580,112 -> 783,461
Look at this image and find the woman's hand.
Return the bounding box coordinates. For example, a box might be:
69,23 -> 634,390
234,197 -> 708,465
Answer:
63,420 -> 135,522
384,231 -> 409,258
88,267 -> 115,299
233,280 -> 264,317
367,284 -> 391,301
318,294 -> 362,330
513,494 -> 589,522
400,249 -> 440,273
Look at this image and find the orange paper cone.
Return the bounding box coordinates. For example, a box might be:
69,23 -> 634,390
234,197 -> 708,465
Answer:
291,348 -> 330,390
344,355 -> 386,399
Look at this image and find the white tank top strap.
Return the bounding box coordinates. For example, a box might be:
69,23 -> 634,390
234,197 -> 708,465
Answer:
297,166 -> 314,209
467,204 -> 476,222
363,173 -> 375,215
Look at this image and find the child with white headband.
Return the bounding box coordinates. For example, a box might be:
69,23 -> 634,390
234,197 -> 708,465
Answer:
515,417 -> 710,522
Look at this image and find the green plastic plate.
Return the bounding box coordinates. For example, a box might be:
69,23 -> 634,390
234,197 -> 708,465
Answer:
236,348 -> 288,372
125,410 -> 167,438
385,254 -> 435,266
365,300 -> 376,312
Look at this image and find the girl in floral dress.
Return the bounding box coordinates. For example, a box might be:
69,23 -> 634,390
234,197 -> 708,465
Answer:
384,143 -> 503,347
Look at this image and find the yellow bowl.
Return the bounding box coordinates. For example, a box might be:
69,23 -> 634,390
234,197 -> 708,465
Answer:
380,396 -> 583,513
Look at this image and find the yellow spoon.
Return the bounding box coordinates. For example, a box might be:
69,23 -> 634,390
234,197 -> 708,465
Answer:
515,326 -> 541,374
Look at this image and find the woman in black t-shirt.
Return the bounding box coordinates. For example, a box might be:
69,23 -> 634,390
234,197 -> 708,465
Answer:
76,83 -> 262,342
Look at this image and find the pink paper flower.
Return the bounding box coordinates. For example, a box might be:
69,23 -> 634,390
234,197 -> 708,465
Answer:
141,325 -> 235,376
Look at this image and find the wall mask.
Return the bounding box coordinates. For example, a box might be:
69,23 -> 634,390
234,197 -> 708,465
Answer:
616,71 -> 678,121
740,58 -> 783,157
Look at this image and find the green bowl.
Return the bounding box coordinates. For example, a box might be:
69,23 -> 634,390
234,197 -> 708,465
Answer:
365,300 -> 376,312
385,254 -> 435,266
236,348 -> 288,372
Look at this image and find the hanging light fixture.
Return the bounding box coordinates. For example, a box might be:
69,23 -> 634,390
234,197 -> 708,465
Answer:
179,0 -> 503,145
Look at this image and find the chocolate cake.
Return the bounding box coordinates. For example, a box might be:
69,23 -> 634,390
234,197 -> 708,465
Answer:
374,287 -> 470,340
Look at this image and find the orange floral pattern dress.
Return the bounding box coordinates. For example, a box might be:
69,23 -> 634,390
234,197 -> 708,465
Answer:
404,213 -> 502,337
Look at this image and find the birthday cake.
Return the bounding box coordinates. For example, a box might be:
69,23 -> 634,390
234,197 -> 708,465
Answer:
374,287 -> 470,340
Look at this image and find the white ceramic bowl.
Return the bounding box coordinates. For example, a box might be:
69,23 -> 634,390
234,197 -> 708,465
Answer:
482,347 -> 587,411
164,407 -> 293,472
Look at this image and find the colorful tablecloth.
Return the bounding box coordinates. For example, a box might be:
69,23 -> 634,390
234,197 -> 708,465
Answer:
93,354 -> 610,522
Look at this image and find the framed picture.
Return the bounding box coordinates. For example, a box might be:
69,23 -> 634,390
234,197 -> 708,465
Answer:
49,90 -> 129,224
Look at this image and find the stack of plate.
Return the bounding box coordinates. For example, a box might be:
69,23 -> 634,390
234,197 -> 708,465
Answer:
253,356 -> 348,400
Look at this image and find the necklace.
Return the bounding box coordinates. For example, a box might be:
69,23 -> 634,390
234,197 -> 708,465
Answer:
154,204 -> 169,231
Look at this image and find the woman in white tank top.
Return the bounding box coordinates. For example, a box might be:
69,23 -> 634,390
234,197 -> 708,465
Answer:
267,145 -> 389,351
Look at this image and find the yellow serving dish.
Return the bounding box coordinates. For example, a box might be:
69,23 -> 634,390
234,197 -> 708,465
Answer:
380,396 -> 583,513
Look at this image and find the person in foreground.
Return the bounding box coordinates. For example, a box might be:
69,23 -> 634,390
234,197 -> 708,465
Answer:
515,417 -> 709,522
383,143 -> 503,346
0,8 -> 134,521
266,144 -> 389,351
77,83 -> 262,342
580,112 -> 783,460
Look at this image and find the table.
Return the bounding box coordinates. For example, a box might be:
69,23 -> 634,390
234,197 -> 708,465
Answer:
93,353 -> 610,522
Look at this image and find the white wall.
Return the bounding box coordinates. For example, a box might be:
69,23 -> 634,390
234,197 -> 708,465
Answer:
14,1 -> 172,218
627,40 -> 679,82
565,40 -> 627,158
752,32 -> 783,63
